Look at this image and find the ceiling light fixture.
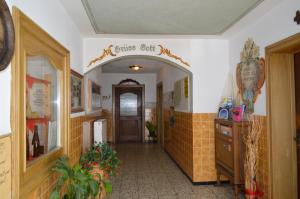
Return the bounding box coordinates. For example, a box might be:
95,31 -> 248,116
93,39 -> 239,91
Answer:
129,65 -> 142,71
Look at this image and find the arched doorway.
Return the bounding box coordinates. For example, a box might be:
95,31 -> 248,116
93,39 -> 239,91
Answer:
85,55 -> 193,144
113,79 -> 144,143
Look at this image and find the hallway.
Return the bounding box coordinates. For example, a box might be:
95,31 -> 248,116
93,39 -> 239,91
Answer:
108,144 -> 235,199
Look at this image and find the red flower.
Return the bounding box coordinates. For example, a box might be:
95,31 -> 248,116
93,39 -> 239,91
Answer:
92,162 -> 98,166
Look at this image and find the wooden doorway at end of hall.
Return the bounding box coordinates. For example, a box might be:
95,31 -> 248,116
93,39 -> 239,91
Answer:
113,85 -> 145,143
156,82 -> 164,146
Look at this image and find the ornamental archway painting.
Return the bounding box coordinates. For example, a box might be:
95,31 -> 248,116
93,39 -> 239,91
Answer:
236,38 -> 265,113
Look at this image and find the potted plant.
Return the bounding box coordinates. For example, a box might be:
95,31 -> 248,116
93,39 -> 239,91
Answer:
80,143 -> 120,199
96,143 -> 121,177
80,142 -> 121,177
146,121 -> 157,143
50,156 -> 111,199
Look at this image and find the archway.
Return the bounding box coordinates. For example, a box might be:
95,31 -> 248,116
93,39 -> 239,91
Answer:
85,55 -> 193,144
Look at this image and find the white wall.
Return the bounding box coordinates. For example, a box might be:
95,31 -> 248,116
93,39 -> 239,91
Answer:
82,67 -> 102,116
83,38 -> 229,113
228,0 -> 300,115
190,39 -> 229,113
0,0 -> 83,135
157,64 -> 191,112
100,73 -> 157,111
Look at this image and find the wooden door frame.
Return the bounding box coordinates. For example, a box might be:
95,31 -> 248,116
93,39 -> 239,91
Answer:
112,84 -> 145,143
156,82 -> 164,146
266,32 -> 300,199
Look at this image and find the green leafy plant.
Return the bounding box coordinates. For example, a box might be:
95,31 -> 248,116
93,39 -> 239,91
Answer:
80,142 -> 121,177
146,121 -> 157,138
97,143 -> 121,176
80,146 -> 101,170
50,156 -> 101,199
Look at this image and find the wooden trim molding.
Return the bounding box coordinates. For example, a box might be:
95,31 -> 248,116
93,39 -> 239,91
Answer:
11,7 -> 70,198
118,78 -> 140,85
265,32 -> 300,199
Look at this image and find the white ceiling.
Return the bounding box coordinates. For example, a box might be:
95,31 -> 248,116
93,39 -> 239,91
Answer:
60,0 -> 264,36
101,57 -> 173,74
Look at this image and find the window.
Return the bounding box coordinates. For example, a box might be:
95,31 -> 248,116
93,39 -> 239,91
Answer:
120,92 -> 138,116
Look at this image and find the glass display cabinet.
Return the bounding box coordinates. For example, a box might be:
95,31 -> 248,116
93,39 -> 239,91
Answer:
26,55 -> 60,165
12,8 -> 70,198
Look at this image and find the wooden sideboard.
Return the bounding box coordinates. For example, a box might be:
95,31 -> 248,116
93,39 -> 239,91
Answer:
214,119 -> 249,197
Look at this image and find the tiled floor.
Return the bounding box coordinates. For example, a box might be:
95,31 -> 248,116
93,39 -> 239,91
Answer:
107,143 -> 241,199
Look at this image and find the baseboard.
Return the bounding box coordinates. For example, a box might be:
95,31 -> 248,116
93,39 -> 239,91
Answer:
164,148 -> 230,186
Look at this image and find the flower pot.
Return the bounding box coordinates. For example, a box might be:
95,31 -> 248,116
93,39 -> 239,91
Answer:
90,164 -> 109,180
148,135 -> 157,143
245,180 -> 264,199
90,164 -> 109,199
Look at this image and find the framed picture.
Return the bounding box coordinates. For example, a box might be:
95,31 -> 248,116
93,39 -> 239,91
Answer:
218,108 -> 229,120
88,80 -> 102,112
71,70 -> 84,113
0,1 -> 15,71
26,74 -> 51,119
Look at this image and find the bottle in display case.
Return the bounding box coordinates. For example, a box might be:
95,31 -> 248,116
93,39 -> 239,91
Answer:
32,125 -> 40,158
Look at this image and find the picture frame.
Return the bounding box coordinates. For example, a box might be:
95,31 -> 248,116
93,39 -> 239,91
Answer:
218,108 -> 229,120
26,74 -> 51,119
0,0 -> 15,71
71,70 -> 84,113
88,80 -> 102,112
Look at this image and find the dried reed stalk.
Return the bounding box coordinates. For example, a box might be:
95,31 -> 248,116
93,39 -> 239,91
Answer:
243,115 -> 263,198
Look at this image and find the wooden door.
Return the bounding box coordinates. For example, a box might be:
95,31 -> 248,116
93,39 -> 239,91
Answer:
157,83 -> 163,146
269,53 -> 297,199
115,86 -> 143,142
295,52 -> 300,198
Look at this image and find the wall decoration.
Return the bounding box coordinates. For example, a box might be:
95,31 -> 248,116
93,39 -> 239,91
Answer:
236,38 -> 265,113
0,135 -> 11,199
158,45 -> 190,67
232,105 -> 245,122
0,0 -> 15,71
87,45 -> 116,67
218,108 -> 229,120
26,75 -> 51,119
174,80 -> 182,107
294,10 -> 300,25
86,43 -> 191,69
244,116 -> 264,198
71,70 -> 84,113
163,91 -> 174,108
88,80 -> 101,112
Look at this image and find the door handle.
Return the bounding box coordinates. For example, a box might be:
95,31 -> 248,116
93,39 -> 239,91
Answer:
294,130 -> 300,144
223,143 -> 231,152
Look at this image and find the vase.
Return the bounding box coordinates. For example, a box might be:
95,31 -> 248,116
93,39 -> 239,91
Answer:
90,164 -> 109,199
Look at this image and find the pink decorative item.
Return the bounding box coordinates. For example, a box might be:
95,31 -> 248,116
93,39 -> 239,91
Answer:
232,106 -> 243,122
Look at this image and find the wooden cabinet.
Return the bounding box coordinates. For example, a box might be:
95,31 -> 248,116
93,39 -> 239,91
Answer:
12,8 -> 70,198
214,119 -> 248,197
